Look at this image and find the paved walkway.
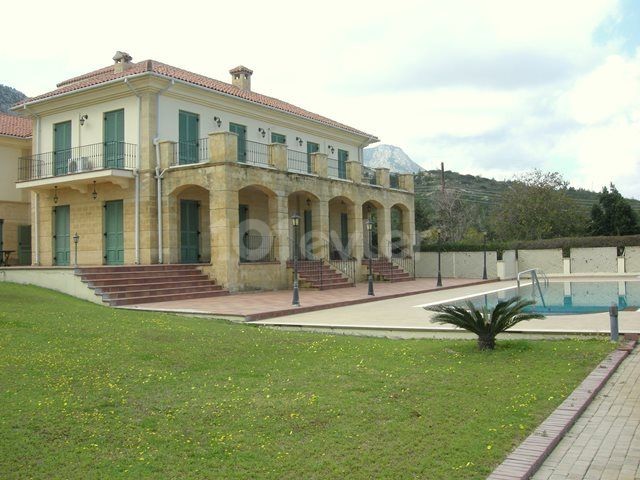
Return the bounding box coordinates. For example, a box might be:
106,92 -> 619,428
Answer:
124,277 -> 485,320
532,347 -> 640,480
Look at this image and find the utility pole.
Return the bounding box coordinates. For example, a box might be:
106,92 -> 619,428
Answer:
440,162 -> 445,193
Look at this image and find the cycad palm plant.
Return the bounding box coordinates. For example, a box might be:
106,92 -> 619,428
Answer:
426,296 -> 544,350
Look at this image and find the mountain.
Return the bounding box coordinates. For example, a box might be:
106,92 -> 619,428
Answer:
414,169 -> 640,215
363,144 -> 424,173
0,85 -> 27,114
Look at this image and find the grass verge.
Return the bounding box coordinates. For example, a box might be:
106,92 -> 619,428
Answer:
0,283 -> 616,479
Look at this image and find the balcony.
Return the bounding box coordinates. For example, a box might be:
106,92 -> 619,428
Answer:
17,142 -> 137,188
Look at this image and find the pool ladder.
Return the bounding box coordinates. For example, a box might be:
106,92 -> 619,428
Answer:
516,268 -> 548,307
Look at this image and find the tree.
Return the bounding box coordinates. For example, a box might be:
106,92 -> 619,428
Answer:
433,189 -> 478,242
426,297 -> 544,350
491,170 -> 586,241
589,184 -> 640,236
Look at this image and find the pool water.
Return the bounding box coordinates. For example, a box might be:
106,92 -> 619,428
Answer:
444,281 -> 639,315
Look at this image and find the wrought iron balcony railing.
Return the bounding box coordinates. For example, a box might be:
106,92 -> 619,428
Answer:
172,138 -> 209,166
18,142 -> 137,182
287,149 -> 312,174
362,165 -> 377,185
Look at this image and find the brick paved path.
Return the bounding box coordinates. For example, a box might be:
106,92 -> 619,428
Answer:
533,348 -> 640,480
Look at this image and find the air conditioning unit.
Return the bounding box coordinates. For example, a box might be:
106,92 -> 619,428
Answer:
68,157 -> 91,173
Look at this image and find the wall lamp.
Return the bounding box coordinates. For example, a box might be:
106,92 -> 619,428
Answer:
213,116 -> 222,128
92,181 -> 97,200
79,114 -> 88,126
53,185 -> 58,204
258,127 -> 266,138
295,136 -> 303,146
327,145 -> 335,154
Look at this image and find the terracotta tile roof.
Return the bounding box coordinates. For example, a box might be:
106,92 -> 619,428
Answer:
0,112 -> 32,138
14,60 -> 378,140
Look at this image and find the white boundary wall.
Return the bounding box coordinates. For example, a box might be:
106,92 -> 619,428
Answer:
416,246 -> 640,279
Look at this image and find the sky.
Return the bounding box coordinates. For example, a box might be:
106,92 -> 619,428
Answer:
2,0 -> 639,197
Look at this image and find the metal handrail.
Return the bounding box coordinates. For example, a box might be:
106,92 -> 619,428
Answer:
516,268 -> 547,307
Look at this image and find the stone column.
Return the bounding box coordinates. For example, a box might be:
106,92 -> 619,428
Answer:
158,141 -> 176,169
209,186 -> 239,290
351,202 -> 364,261
311,153 -> 328,178
269,144 -> 287,171
347,161 -> 362,183
316,199 -> 330,257
376,168 -> 390,188
378,206 -> 392,258
399,173 -> 414,192
274,193 -> 291,264
208,132 -> 238,164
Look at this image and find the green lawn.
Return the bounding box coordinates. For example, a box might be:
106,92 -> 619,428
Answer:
0,283 -> 615,479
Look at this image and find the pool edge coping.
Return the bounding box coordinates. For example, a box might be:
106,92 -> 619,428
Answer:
486,338 -> 637,480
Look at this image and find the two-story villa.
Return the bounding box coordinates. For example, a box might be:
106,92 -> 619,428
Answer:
0,112 -> 32,265
13,52 -> 415,294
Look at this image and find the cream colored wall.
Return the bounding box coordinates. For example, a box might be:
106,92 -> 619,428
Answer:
38,96 -> 139,154
159,95 -> 360,163
0,270 -> 103,304
0,143 -> 30,202
0,202 -> 30,263
415,251 -> 497,279
624,247 -> 640,272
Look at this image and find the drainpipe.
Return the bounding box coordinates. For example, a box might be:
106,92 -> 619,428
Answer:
153,79 -> 174,264
23,104 -> 40,265
124,78 -> 141,264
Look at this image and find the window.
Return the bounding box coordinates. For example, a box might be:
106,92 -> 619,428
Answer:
271,132 -> 286,144
338,149 -> 348,180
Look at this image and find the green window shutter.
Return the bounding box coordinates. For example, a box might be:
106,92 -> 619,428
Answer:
306,142 -> 319,174
104,109 -> 125,168
18,225 -> 32,265
54,205 -> 70,266
53,121 -> 71,176
340,213 -> 349,256
271,133 -> 286,144
180,200 -> 200,263
179,111 -> 199,165
230,123 -> 247,162
338,149 -> 348,179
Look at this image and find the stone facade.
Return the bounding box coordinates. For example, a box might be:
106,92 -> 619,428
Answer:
14,64 -> 415,291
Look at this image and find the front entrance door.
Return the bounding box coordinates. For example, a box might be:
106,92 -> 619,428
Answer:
104,109 -> 125,168
340,213 -> 349,258
303,209 -> 313,259
239,204 -> 249,262
230,123 -> 246,163
180,200 -> 200,263
54,121 -> 71,176
104,200 -> 124,265
54,205 -> 70,266
18,225 -> 31,265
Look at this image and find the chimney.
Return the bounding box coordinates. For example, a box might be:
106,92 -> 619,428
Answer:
113,51 -> 133,74
229,66 -> 253,91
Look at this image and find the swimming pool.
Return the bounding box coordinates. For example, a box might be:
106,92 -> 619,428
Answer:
425,280 -> 640,315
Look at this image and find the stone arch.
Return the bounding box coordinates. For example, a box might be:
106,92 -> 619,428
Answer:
288,190 -> 322,259
238,184 -> 279,262
328,195 -> 356,259
362,200 -> 385,258
390,202 -> 412,256
167,184 -> 211,264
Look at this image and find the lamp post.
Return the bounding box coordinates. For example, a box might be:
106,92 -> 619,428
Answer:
482,231 -> 488,280
73,232 -> 80,269
291,213 -> 300,306
436,228 -> 442,287
366,219 -> 374,296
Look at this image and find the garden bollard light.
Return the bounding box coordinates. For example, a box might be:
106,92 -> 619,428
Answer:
609,303 -> 619,342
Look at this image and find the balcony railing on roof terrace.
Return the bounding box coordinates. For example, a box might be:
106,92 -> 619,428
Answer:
362,165 -> 377,185
327,158 -> 347,180
241,140 -> 269,167
287,149 -> 312,174
18,142 -> 137,182
172,139 -> 209,166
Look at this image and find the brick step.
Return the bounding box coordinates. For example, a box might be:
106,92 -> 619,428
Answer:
77,264 -> 206,274
81,270 -> 203,281
86,274 -> 210,287
297,273 -> 345,282
300,276 -> 350,286
104,284 -> 224,300
95,279 -> 215,293
108,290 -> 229,306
